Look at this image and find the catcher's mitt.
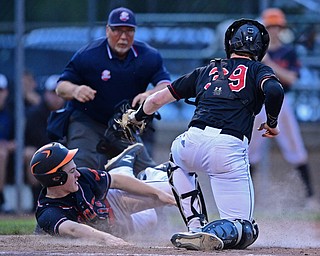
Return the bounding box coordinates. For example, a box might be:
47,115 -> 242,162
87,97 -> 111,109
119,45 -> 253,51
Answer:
115,109 -> 146,143
97,100 -> 160,154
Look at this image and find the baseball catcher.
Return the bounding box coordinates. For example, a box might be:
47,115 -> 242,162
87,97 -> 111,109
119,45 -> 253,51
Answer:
118,18 -> 284,251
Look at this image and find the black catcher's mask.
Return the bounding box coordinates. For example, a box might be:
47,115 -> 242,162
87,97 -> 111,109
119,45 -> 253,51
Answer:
224,18 -> 269,61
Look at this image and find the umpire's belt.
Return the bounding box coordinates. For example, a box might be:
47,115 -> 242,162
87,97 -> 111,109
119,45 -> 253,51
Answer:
192,123 -> 245,141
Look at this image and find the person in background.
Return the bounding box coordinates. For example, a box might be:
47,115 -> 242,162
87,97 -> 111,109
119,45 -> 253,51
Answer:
24,74 -> 65,211
23,70 -> 41,109
55,7 -> 171,171
249,8 -> 319,210
0,74 -> 15,212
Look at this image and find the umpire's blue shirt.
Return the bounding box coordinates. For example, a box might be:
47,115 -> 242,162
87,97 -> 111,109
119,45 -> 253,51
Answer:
59,38 -> 170,124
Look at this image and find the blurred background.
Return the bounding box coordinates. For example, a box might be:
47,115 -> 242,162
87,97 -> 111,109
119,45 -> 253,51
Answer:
0,0 -> 320,214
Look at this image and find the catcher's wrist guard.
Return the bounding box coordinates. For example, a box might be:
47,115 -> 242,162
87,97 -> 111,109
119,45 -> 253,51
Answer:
135,101 -> 153,121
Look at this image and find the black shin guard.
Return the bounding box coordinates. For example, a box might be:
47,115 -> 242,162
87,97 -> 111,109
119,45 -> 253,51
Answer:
167,161 -> 208,228
202,219 -> 259,249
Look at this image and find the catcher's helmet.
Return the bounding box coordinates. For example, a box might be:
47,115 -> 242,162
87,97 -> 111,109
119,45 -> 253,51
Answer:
30,142 -> 78,187
224,19 -> 269,61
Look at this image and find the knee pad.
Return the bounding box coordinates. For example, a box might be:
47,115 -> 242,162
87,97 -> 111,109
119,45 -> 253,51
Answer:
167,156 -> 208,228
202,219 -> 259,249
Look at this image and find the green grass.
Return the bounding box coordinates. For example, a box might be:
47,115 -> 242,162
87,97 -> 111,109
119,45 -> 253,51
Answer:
0,216 -> 36,235
0,211 -> 319,235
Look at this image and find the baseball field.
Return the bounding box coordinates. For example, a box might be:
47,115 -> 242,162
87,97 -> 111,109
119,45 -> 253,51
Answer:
0,212 -> 319,255
0,123 -> 319,255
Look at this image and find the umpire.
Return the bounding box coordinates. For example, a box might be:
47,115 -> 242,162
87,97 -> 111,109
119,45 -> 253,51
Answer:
55,7 -> 171,170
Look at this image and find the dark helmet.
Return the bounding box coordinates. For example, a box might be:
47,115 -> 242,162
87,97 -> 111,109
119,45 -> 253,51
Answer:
30,142 -> 78,187
224,18 -> 269,61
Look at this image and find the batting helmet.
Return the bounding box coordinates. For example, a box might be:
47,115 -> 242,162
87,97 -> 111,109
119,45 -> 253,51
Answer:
30,142 -> 78,187
224,18 -> 269,61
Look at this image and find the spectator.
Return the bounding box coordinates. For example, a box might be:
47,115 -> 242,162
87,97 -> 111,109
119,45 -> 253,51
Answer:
0,74 -> 15,211
25,74 -> 65,211
55,7 -> 171,170
23,70 -> 41,109
3,71 -> 43,212
249,8 -> 319,210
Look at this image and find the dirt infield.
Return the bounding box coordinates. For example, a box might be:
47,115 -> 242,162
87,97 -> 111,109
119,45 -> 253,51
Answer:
0,234 -> 319,256
0,123 -> 319,255
0,218 -> 319,256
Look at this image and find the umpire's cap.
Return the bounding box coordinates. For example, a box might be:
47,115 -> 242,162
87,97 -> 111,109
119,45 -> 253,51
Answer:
108,7 -> 136,27
30,142 -> 78,187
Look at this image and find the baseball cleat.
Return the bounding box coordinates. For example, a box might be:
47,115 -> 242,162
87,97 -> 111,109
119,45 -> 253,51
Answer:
154,161 -> 170,172
171,231 -> 224,251
136,162 -> 170,180
104,143 -> 143,172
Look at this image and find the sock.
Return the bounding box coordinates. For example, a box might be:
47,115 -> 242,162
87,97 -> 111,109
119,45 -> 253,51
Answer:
0,191 -> 4,206
297,164 -> 313,197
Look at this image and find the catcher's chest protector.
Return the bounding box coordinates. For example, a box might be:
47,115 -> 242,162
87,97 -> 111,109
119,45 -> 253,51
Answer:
201,59 -> 239,101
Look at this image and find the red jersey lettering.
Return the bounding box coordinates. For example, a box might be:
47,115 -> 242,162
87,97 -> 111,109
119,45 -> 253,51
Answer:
228,64 -> 247,92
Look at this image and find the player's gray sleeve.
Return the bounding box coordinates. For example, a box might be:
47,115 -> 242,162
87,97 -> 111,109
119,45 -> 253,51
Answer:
263,78 -> 284,128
